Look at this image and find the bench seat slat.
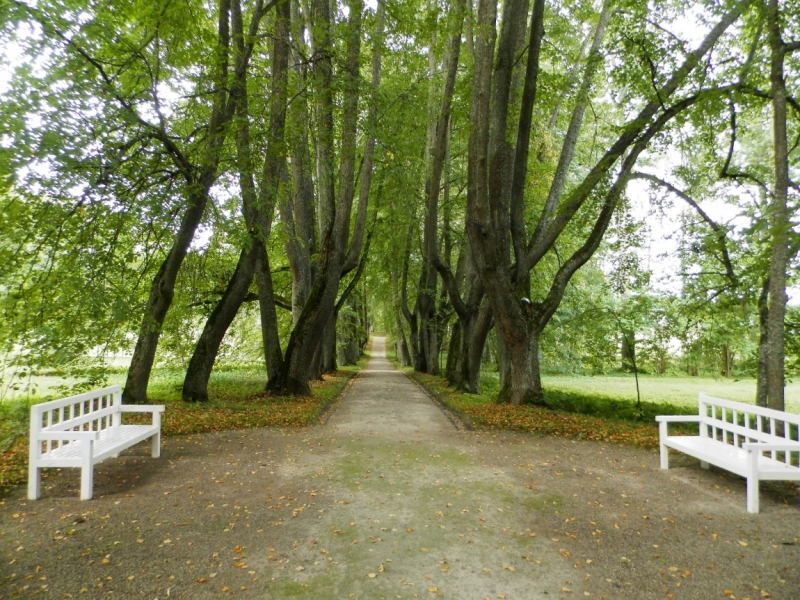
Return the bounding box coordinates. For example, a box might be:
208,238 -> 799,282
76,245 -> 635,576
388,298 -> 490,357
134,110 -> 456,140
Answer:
37,425 -> 159,467
664,436 -> 800,481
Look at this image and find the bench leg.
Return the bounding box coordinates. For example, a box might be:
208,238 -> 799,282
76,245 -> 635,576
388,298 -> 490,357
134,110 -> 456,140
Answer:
151,431 -> 161,458
28,465 -> 41,500
660,443 -> 669,469
746,447 -> 759,513
81,440 -> 94,500
746,477 -> 759,514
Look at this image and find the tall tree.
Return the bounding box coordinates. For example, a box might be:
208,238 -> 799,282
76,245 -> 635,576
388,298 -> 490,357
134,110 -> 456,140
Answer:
466,0 -> 750,404
181,0 -> 291,402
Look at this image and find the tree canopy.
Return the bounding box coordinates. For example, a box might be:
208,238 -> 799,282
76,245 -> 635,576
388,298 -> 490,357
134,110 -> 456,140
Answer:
1,0 -> 798,409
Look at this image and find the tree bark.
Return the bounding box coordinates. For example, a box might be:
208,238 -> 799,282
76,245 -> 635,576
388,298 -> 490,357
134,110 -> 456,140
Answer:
182,248 -> 257,402
762,0 -> 789,411
273,0 -> 364,394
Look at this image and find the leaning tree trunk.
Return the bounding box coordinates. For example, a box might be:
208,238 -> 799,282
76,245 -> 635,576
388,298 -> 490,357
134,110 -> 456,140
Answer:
180,0 -> 290,400
182,248 -> 257,402
123,0 -> 237,404
124,196 -> 208,403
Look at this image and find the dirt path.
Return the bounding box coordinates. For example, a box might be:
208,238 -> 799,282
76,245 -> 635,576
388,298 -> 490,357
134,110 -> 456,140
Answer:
2,338 -> 800,599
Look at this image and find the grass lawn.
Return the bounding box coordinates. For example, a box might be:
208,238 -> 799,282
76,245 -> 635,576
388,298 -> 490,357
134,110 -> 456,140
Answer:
405,369 -> 800,451
539,374 -> 800,413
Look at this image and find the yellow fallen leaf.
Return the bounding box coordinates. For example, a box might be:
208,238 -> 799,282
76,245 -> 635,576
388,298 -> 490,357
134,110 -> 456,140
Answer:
724,590 -> 734,595
668,567 -> 678,572
234,546 -> 243,553
428,587 -> 438,593
222,587 -> 229,592
562,588 -> 572,593
441,565 -> 449,572
503,565 -> 515,571
196,577 -> 207,583
368,573 -> 377,578
738,541 -> 748,547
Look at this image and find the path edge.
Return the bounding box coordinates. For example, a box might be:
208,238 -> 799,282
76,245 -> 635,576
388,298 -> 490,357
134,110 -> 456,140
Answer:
398,369 -> 471,432
317,369 -> 362,426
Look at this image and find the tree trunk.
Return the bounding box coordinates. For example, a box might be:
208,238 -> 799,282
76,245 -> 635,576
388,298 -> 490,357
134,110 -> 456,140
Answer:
124,195 -> 209,403
756,278 -> 770,407
182,248 -> 257,402
445,321 -> 462,385
395,307 -> 411,367
496,329 -> 510,392
762,0 -> 789,411
621,329 -> 636,372
464,301 -> 493,394
500,326 -> 543,405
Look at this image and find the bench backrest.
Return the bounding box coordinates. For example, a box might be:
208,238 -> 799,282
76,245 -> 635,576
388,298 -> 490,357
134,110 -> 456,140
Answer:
699,393 -> 800,466
30,385 -> 123,456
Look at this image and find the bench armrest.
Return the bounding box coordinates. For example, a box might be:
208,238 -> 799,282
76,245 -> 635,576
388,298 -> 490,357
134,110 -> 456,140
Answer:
743,441 -> 800,452
38,431 -> 99,441
119,405 -> 165,413
655,415 -> 700,423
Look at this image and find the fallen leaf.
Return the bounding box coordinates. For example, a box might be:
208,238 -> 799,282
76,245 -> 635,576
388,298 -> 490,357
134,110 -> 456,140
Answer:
368,573 -> 377,578
428,587 -> 438,593
738,541 -> 748,547
196,577 -> 207,583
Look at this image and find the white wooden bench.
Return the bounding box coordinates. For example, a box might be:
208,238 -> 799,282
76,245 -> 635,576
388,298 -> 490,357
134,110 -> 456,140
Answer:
28,385 -> 164,500
657,393 -> 800,513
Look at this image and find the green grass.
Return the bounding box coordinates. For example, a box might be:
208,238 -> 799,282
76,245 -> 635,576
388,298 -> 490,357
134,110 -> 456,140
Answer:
539,373 -> 800,413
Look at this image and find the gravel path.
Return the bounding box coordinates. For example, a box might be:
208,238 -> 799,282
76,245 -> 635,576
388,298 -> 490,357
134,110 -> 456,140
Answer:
1,338 -> 799,599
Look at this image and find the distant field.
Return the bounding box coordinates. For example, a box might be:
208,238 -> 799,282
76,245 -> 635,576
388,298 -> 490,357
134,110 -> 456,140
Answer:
6,368 -> 800,415
540,374 -> 800,413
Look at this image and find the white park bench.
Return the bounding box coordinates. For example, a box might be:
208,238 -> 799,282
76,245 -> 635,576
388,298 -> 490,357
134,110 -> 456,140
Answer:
657,393 -> 800,513
28,385 -> 164,500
